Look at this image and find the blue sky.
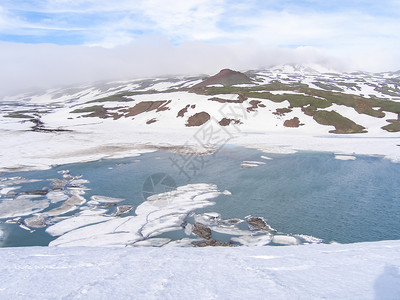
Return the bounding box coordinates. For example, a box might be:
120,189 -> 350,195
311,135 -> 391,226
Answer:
1,0 -> 399,95
1,0 -> 399,47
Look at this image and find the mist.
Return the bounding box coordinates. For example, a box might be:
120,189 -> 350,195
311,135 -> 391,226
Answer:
0,36 -> 368,97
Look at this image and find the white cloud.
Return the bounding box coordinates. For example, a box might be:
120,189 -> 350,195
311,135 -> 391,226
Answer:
0,37 -> 341,97
0,0 -> 399,97
139,0 -> 225,42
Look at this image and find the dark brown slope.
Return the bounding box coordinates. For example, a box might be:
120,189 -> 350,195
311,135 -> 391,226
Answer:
190,69 -> 253,90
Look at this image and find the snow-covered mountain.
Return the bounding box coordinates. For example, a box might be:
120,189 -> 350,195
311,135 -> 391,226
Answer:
1,65 -> 399,172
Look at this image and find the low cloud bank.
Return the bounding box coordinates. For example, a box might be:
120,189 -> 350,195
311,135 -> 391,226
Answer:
0,36 -> 390,97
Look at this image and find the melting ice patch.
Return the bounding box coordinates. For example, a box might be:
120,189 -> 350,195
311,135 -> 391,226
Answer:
0,195 -> 49,219
49,184 -> 222,247
240,161 -> 266,168
0,170 -> 325,248
334,155 -> 357,161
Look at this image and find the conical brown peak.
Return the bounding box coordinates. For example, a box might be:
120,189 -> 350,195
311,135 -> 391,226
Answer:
191,68 -> 252,89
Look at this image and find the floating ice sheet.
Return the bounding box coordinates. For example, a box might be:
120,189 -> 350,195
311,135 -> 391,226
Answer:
334,155 -> 357,161
0,195 -> 49,219
49,184 -> 224,247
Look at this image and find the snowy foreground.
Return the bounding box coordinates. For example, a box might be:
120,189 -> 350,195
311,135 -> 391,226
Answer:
1,240 -> 400,299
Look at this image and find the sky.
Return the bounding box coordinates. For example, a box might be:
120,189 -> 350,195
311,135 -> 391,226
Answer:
1,0 -> 400,96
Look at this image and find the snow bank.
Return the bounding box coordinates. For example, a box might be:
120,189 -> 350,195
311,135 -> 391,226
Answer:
0,240 -> 399,299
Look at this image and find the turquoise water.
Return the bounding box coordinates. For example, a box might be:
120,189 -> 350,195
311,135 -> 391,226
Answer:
1,146 -> 399,246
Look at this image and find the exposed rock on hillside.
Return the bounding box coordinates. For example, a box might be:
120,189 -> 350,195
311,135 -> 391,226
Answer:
121,100 -> 171,117
219,118 -> 242,126
186,112 -> 210,127
191,69 -> 252,90
284,117 -> 304,127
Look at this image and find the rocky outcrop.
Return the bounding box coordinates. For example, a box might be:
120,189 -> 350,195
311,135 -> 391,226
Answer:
121,100 -> 171,117
284,117 -> 304,127
192,239 -> 237,247
191,69 -> 253,90
247,100 -> 266,112
219,118 -> 242,126
246,216 -> 276,232
192,222 -> 212,240
146,118 -> 157,124
273,107 -> 293,116
186,112 -> 210,127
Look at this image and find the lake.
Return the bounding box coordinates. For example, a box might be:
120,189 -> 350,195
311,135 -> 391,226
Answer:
1,146 -> 399,247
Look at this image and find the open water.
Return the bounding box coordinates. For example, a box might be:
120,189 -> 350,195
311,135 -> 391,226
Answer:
1,146 -> 399,247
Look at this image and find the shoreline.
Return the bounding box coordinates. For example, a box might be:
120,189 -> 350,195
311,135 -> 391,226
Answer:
1,128 -> 399,173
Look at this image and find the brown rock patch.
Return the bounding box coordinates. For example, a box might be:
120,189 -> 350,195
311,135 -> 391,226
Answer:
146,118 -> 157,124
219,118 -> 242,126
247,100 -> 265,112
186,112 -> 210,127
177,105 -> 190,118
192,240 -> 237,247
192,222 -> 212,240
120,100 -> 170,117
283,117 -> 304,127
190,69 -> 253,90
273,107 -> 293,116
247,217 -> 276,232
209,93 -> 248,104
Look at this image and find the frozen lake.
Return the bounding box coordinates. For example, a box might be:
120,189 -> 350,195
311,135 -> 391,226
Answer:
1,146 -> 399,247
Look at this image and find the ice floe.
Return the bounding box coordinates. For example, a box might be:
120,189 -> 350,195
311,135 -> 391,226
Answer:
49,184 -> 224,247
131,238 -> 171,247
240,161 -> 266,168
44,193 -> 86,217
46,215 -> 112,236
24,215 -> 47,228
46,191 -> 69,203
231,234 -> 272,246
334,154 -> 357,161
261,155 -> 272,160
0,195 -> 49,219
90,195 -> 125,203
272,235 -> 299,245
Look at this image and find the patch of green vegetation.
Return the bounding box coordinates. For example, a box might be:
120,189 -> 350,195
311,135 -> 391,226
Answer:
297,88 -> 397,117
71,105 -> 105,114
86,88 -> 189,104
86,94 -> 133,103
336,82 -> 361,90
312,82 -> 343,92
4,113 -> 33,119
375,85 -> 400,97
247,80 -> 308,91
191,86 -> 243,95
372,99 -> 400,114
382,119 -> 400,132
246,91 -> 331,109
312,110 -> 367,134
194,81 -> 400,118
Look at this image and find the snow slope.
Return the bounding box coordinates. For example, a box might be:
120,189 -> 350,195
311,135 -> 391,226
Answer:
0,240 -> 399,299
1,66 -> 400,172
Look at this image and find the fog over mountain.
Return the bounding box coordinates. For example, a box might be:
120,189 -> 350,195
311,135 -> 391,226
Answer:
1,38 -> 345,97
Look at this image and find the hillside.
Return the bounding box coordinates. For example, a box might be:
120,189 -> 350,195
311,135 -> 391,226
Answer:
1,65 -> 400,172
